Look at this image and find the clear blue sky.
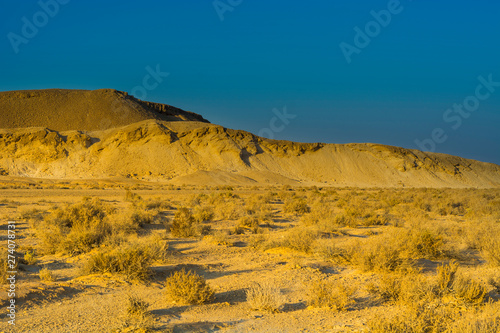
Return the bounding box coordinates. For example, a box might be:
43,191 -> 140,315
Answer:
1,0 -> 499,164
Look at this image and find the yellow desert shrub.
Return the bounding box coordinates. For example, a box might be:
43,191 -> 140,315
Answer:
164,269 -> 214,305
36,197 -> 114,255
349,230 -> 407,272
282,227 -> 319,253
452,274 -> 488,305
447,302 -> 500,333
82,243 -> 154,281
192,205 -> 215,223
368,303 -> 454,333
306,278 -> 356,311
125,295 -> 150,319
482,236 -> 500,267
436,261 -> 487,304
348,227 -> 445,272
39,267 -> 55,282
246,281 -> 284,312
170,207 -> 199,237
367,270 -> 435,306
237,216 -> 260,233
283,197 -> 311,215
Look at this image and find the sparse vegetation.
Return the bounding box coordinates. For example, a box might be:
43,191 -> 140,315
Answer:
4,186 -> 500,331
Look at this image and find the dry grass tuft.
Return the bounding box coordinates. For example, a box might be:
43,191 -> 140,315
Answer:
246,281 -> 284,312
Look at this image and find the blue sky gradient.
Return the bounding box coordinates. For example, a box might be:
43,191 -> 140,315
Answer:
1,0 -> 499,164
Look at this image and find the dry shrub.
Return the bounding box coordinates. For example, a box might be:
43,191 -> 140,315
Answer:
244,197 -> 274,225
109,208 -> 159,236
165,269 -> 214,305
214,200 -> 242,220
170,208 -> 199,237
448,302 -> 500,333
348,227 -> 445,273
36,198 -> 114,255
128,209 -> 163,226
19,207 -> 44,220
368,271 -> 435,306
39,268 -> 55,282
204,231 -> 233,246
126,295 -> 150,319
452,274 -> 487,305
314,241 -> 351,265
246,281 -> 284,312
349,231 -> 406,272
193,205 -> 215,223
283,197 -> 311,215
488,273 -> 500,293
436,260 -> 459,294
306,279 -> 356,311
123,295 -> 154,332
404,228 -> 443,259
238,215 -> 260,230
436,261 -> 487,304
23,249 -> 37,265
282,227 -> 319,253
140,198 -> 173,211
368,303 -> 454,333
301,200 -> 336,230
482,236 -> 500,267
82,244 -> 153,281
125,190 -> 142,202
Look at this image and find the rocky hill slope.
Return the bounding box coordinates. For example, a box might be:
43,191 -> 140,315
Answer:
0,119 -> 499,187
0,89 -> 499,187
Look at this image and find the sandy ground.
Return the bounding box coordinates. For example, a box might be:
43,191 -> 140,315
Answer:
0,186 -> 498,332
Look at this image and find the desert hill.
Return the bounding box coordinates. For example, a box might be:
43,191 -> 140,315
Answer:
1,120 -> 499,188
0,89 -> 499,188
0,89 -> 208,131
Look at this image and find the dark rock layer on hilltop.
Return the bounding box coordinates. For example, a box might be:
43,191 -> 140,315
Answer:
0,88 -> 209,131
